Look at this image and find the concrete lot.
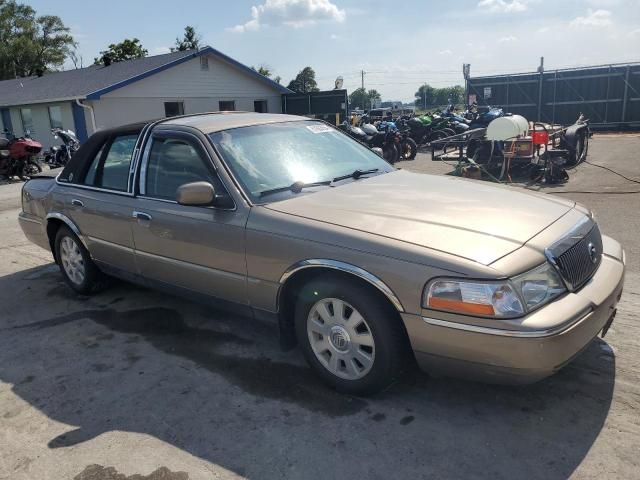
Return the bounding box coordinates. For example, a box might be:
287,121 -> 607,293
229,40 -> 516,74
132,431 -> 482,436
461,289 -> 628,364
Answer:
1,135 -> 639,480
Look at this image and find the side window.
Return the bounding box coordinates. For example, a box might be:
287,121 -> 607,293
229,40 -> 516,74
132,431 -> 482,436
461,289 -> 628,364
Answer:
83,143 -> 106,186
145,137 -> 217,201
83,134 -> 137,191
219,100 -> 235,111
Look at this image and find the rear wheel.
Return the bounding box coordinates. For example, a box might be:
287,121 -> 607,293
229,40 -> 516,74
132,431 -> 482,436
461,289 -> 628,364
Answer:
295,275 -> 408,395
54,226 -> 106,295
400,137 -> 418,160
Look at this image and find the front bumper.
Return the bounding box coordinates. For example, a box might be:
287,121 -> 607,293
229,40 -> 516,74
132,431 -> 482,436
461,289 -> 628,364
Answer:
402,236 -> 625,384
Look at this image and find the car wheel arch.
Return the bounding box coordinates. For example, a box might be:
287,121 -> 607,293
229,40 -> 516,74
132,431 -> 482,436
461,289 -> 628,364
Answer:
46,214 -> 87,261
276,261 -> 407,351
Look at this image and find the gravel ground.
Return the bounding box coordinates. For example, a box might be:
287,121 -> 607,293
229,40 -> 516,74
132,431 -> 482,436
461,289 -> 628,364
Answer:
0,134 -> 639,480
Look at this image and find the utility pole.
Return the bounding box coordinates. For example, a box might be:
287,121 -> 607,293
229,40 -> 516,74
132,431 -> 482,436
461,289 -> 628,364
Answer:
361,70 -> 366,110
423,83 -> 427,111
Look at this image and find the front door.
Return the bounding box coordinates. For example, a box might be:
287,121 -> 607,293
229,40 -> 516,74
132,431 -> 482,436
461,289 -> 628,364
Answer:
131,131 -> 249,305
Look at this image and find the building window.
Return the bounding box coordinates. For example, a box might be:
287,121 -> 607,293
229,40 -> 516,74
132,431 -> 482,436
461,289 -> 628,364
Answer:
48,105 -> 63,129
219,100 -> 236,111
254,100 -> 268,113
20,108 -> 34,135
200,56 -> 209,70
164,101 -> 184,118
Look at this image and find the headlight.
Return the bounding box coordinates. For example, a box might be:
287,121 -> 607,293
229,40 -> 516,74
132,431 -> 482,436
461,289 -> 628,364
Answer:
424,263 -> 566,318
511,262 -> 566,311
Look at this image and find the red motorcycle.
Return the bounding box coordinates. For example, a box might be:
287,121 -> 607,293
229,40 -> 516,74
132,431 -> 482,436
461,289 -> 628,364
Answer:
0,129 -> 43,180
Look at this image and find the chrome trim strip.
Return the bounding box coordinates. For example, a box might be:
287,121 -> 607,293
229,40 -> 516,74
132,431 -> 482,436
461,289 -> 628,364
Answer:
135,248 -> 245,280
45,212 -> 89,248
54,178 -> 135,197
86,236 -> 135,253
279,259 -> 405,312
423,310 -> 592,338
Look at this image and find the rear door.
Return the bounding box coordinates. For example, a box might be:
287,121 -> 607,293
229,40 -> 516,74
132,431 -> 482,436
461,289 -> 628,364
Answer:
61,132 -> 139,273
131,130 -> 249,305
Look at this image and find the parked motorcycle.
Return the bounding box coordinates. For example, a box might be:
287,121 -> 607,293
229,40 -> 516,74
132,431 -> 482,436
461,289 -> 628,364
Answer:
43,128 -> 80,167
464,103 -> 504,129
400,116 -> 454,146
377,120 -> 418,160
0,129 -> 42,180
339,122 -> 401,163
441,105 -> 470,134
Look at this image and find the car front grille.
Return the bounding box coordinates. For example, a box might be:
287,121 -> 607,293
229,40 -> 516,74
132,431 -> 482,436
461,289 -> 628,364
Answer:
547,222 -> 602,291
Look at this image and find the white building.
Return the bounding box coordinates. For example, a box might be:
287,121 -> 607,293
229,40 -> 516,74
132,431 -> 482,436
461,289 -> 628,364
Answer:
0,46 -> 289,149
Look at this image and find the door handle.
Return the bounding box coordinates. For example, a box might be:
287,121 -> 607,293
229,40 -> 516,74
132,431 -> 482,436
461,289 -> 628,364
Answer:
132,211 -> 152,222
70,199 -> 84,207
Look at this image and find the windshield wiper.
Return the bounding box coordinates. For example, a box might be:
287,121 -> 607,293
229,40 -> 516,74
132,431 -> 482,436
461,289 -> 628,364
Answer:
332,168 -> 379,183
258,180 -> 332,198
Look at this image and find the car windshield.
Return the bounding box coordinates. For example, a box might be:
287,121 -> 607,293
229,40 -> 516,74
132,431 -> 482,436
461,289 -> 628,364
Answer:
209,121 -> 394,203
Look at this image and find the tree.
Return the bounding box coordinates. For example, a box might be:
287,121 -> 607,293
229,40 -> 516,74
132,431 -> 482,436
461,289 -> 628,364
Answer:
0,1 -> 74,80
173,25 -> 201,52
414,84 -> 435,109
252,65 -> 272,77
286,66 -> 319,93
433,85 -> 464,106
349,88 -> 381,110
94,38 -> 147,65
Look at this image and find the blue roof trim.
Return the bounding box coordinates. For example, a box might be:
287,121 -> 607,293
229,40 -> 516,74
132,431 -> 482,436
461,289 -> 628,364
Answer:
86,46 -> 291,100
71,101 -> 88,142
1,108 -> 12,132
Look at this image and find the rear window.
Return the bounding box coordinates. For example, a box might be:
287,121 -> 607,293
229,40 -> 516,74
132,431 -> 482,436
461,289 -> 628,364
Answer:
82,134 -> 137,191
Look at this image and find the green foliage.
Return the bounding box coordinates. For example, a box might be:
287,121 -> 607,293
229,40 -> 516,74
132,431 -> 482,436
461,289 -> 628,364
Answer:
414,84 -> 464,108
252,65 -> 272,77
286,66 -> 319,93
173,26 -> 201,52
0,0 -> 74,80
94,38 -> 148,65
349,87 -> 381,110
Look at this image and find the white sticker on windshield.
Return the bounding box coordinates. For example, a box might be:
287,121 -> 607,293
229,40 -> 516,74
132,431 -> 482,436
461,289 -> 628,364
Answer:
306,124 -> 333,134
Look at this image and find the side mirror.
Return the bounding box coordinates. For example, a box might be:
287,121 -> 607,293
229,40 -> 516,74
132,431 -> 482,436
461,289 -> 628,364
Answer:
176,181 -> 215,206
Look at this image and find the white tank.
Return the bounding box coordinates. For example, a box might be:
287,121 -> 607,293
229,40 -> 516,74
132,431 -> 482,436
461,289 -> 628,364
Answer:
486,115 -> 529,141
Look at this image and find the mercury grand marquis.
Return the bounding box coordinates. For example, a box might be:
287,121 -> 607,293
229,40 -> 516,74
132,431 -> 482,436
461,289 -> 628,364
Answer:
18,112 -> 625,395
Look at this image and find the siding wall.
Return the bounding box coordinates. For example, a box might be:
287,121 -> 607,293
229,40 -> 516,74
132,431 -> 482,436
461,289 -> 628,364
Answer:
5,101 -> 75,150
89,53 -> 282,133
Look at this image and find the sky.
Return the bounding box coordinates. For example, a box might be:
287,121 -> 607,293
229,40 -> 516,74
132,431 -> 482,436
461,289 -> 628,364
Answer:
26,0 -> 640,103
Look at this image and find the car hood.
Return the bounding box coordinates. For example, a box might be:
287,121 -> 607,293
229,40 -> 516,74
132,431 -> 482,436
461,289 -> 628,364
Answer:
264,170 -> 575,265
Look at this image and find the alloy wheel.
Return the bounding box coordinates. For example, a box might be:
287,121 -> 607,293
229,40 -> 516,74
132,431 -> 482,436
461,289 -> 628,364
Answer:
306,297 -> 376,380
59,236 -> 85,285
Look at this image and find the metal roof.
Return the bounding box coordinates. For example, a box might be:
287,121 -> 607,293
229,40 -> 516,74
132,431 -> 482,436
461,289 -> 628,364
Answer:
0,46 -> 290,107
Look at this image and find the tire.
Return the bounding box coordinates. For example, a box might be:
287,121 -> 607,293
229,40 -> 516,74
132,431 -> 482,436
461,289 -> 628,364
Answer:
383,143 -> 400,164
294,275 -> 408,395
54,226 -> 105,295
24,159 -> 42,177
568,131 -> 589,166
400,137 -> 418,160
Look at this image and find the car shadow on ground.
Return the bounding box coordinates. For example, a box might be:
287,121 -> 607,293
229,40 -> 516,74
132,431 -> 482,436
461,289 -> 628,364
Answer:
0,264 -> 616,480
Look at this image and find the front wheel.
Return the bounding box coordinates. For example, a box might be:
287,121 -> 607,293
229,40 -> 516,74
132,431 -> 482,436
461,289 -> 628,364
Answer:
295,275 -> 409,395
24,159 -> 42,178
383,143 -> 400,164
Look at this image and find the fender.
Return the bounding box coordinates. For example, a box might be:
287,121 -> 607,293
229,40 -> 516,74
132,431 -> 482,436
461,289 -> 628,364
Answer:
46,212 -> 89,249
278,259 -> 405,312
